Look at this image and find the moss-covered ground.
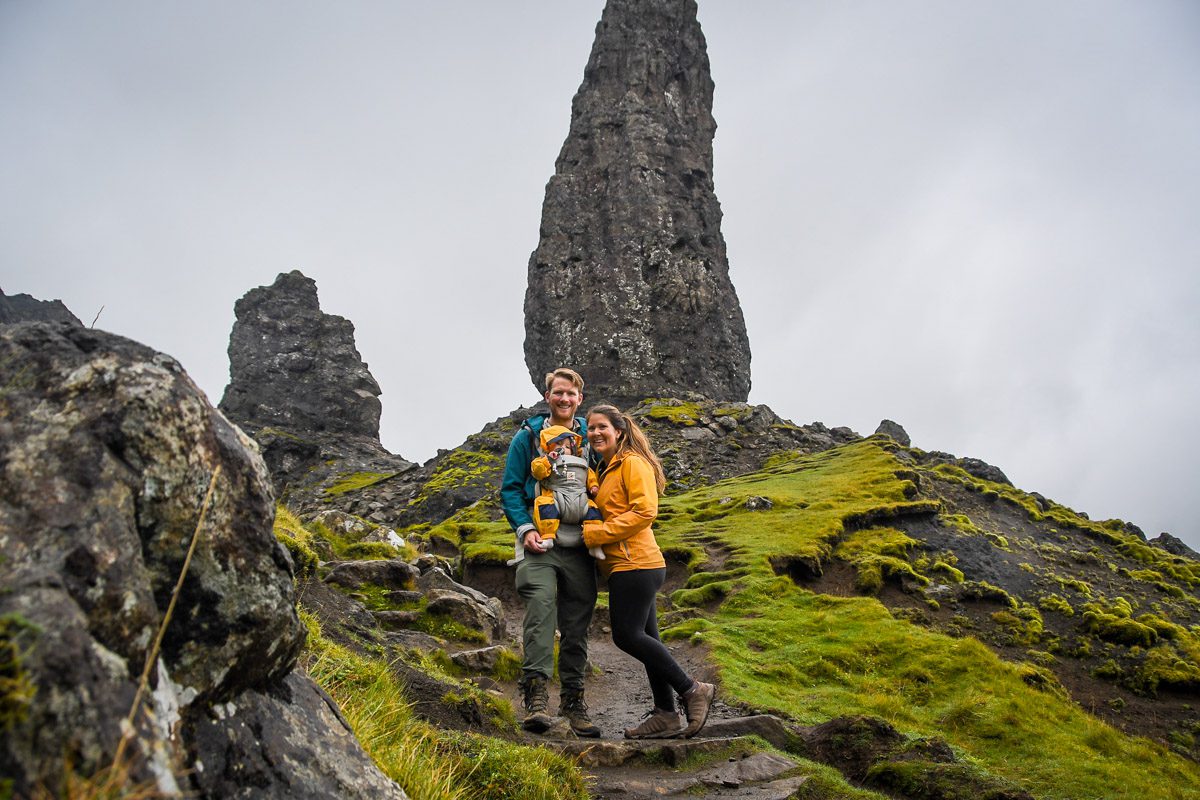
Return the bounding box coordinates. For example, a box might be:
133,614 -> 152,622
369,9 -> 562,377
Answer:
649,440 -> 1200,800
300,611 -> 587,800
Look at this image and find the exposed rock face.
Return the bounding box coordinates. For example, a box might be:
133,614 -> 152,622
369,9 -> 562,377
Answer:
218,271 -> 416,494
220,270 -> 382,441
875,419 -> 911,447
0,322 -> 404,799
1151,532 -> 1200,560
0,288 -> 82,325
524,0 -> 751,406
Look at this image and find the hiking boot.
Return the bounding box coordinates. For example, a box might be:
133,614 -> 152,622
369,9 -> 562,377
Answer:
680,681 -> 715,738
560,689 -> 601,738
520,674 -> 552,734
623,707 -> 683,739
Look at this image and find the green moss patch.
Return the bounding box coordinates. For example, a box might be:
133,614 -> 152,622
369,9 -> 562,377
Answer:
324,471 -> 399,496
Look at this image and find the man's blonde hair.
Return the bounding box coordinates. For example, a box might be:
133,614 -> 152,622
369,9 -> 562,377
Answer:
544,367 -> 585,393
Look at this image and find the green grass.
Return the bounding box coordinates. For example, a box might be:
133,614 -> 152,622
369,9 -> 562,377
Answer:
300,611 -> 587,800
651,440 -> 1200,800
274,505 -> 416,567
0,613 -> 38,730
641,399 -> 703,426
324,471 -> 399,496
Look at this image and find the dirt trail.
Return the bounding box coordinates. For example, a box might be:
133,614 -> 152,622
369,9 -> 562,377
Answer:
481,598 -> 809,799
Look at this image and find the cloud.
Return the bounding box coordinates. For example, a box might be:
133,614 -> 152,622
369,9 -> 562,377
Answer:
2,1 -> 1197,549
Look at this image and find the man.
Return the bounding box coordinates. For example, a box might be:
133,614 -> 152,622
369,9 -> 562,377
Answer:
501,367 -> 600,737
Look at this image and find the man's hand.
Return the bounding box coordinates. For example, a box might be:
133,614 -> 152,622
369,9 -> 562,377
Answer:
523,530 -> 548,554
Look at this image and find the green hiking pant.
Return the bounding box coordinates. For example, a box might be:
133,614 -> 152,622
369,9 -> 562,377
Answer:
514,544 -> 597,690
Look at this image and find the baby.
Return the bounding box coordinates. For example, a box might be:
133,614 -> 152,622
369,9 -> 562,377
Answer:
530,425 -> 605,560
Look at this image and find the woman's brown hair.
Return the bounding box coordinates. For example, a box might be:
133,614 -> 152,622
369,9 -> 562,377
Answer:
587,404 -> 666,493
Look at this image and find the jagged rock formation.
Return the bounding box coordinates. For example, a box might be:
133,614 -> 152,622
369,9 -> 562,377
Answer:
219,271 -> 415,492
524,0 -> 751,406
1152,531 -> 1200,560
0,322 -> 406,799
0,288 -> 82,325
221,270 -> 382,440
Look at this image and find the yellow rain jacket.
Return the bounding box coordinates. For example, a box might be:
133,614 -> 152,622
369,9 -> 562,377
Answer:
582,450 -> 666,576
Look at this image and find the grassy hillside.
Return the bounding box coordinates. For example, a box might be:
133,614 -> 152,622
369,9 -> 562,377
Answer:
643,438 -> 1200,799
453,435 -> 1200,798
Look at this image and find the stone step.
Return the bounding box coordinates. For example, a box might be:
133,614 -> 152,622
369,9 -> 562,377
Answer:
542,735 -> 808,799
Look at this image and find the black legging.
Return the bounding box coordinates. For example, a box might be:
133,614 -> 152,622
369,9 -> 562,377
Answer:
608,567 -> 694,711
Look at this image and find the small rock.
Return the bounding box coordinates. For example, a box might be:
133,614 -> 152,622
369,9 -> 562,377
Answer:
874,419 -> 911,447
745,496 -> 773,511
425,589 -> 504,642
451,645 -> 511,673
958,457 -> 1011,486
324,559 -> 418,591
1150,532 -> 1200,560
373,610 -> 420,631
418,568 -> 500,608
681,427 -> 718,442
414,554 -> 441,573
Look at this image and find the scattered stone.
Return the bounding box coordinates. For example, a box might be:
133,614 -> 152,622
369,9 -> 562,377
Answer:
745,496 -> 773,512
701,715 -> 798,751
958,457 -> 1011,486
451,645 -> 512,673
324,559 -> 419,591
418,567 -> 499,608
701,751 -> 797,786
414,553 -> 442,572
373,610 -> 421,631
425,589 -> 505,642
385,590 -> 425,606
875,419 -> 911,447
1119,521 -> 1146,541
1150,532 -> 1200,560
523,0 -> 751,405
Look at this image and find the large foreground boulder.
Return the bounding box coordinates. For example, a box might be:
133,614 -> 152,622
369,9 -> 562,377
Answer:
0,322 -> 404,798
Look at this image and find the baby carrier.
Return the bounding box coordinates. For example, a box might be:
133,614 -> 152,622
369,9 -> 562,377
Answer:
531,425 -> 605,559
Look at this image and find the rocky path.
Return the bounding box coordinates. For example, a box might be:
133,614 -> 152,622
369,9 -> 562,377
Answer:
487,602 -> 814,799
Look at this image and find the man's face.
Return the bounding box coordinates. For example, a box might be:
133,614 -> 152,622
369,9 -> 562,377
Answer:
545,377 -> 583,422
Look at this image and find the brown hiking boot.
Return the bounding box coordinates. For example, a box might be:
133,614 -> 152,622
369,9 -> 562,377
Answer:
560,689 -> 601,738
680,681 -> 715,738
623,707 -> 683,739
521,674 -> 552,733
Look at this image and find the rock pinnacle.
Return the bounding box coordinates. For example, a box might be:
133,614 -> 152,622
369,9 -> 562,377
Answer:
524,0 -> 751,406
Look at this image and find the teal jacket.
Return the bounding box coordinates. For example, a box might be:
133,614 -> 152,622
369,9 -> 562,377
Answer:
501,414 -> 588,535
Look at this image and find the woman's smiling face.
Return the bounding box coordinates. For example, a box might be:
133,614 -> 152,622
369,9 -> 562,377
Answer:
587,412 -> 620,459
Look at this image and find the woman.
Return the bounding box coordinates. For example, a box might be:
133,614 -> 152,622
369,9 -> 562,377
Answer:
582,404 -> 716,739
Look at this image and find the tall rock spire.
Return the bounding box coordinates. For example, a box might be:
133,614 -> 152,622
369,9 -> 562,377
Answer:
523,0 -> 751,405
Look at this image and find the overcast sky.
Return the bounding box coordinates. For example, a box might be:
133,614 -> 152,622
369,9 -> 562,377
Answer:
3,2 -> 1198,550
